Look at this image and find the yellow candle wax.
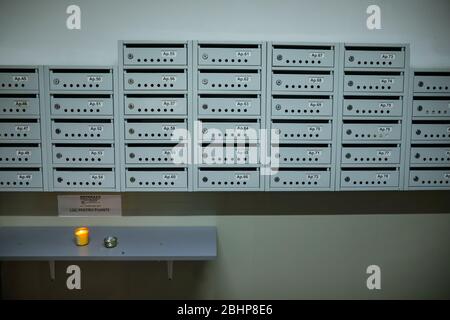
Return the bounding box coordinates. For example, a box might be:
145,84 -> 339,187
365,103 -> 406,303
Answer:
74,227 -> 89,246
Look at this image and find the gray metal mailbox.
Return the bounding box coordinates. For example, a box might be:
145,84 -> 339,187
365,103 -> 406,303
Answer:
412,99 -> 450,117
199,121 -> 260,143
412,124 -> 450,141
342,123 -> 402,141
271,96 -> 333,117
124,94 -> 187,116
0,69 -> 39,91
198,95 -> 261,117
49,69 -> 113,91
272,71 -> 333,92
197,168 -> 260,189
413,74 -> 450,93
272,121 -> 332,142
340,169 -> 400,188
52,144 -> 115,165
270,169 -> 331,188
344,73 -> 404,93
125,120 -> 187,141
123,44 -> 187,66
198,45 -> 261,66
50,95 -> 114,116
273,145 -> 332,165
51,120 -> 114,140
124,70 -> 187,91
0,95 -> 40,116
342,98 -> 403,117
53,169 -> 116,189
341,146 -> 401,164
0,121 -> 41,140
198,70 -> 261,91
0,168 -> 43,189
201,145 -> 258,165
410,147 -> 450,165
344,49 -> 405,68
125,144 -> 187,165
125,168 -> 188,189
272,46 -> 334,67
0,145 -> 42,165
409,169 -> 450,188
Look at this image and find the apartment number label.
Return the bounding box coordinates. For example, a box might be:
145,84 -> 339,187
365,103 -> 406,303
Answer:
378,126 -> 392,133
444,173 -> 450,179
90,174 -> 105,182
380,78 -> 395,84
309,77 -> 324,84
87,75 -> 103,82
235,173 -> 250,181
379,102 -> 393,109
307,174 -> 321,181
88,100 -> 104,107
89,150 -> 104,157
380,53 -> 396,60
15,125 -> 30,132
236,51 -> 251,58
14,100 -> 29,107
236,75 -> 251,83
16,150 -> 31,157
377,150 -> 392,157
309,101 -> 323,108
236,100 -> 251,108
162,149 -> 175,156
12,75 -> 28,82
307,150 -> 322,156
310,52 -> 325,59
162,125 -> 176,131
235,125 -> 250,131
162,75 -> 177,82
89,125 -> 104,132
163,173 -> 178,181
17,174 -> 32,181
162,100 -> 177,107
308,126 -> 322,133
161,50 -> 177,57
376,173 -> 390,180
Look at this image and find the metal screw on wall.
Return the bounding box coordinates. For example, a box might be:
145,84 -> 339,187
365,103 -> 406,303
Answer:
276,54 -> 283,61
127,53 -> 134,60
53,79 -> 60,85
54,104 -> 61,110
202,53 -> 208,60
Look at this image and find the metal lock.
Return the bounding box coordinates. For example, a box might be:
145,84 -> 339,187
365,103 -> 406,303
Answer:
202,53 -> 208,60
53,78 -> 60,85
275,104 -> 281,111
56,153 -> 62,159
347,104 -> 353,111
129,128 -> 135,134
127,53 -> 134,60
130,177 -> 136,183
202,104 -> 208,110
54,103 -> 61,110
129,152 -> 135,159
276,79 -> 282,86
276,54 -> 283,61
418,81 -> 424,87
128,78 -> 134,85
104,236 -> 118,248
128,103 -> 134,110
55,128 -> 61,134
348,55 -> 355,62
348,80 -> 354,87
202,78 -> 208,85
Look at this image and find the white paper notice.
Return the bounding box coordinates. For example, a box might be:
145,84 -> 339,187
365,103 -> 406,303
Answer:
58,195 -> 122,217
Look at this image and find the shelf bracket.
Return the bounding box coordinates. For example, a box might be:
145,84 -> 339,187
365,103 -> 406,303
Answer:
167,261 -> 173,280
49,260 -> 55,281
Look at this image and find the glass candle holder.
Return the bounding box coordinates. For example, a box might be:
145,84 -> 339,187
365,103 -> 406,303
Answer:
74,227 -> 89,246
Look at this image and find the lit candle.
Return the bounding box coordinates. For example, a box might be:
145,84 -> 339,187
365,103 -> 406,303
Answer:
74,227 -> 89,246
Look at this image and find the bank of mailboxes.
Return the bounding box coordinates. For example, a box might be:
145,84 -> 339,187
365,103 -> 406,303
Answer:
272,45 -> 335,67
0,69 -> 39,90
125,168 -> 188,189
124,94 -> 187,116
49,69 -> 113,91
123,43 -> 188,66
50,94 -> 114,116
271,96 -> 333,117
198,44 -> 262,66
198,95 -> 261,117
342,97 -> 403,117
272,71 -> 334,92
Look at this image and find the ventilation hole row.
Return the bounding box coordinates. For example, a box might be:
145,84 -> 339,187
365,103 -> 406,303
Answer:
62,158 -> 102,162
416,133 -> 450,138
355,85 -> 391,90
61,83 -> 100,88
135,157 -> 174,162
1,83 -> 26,88
136,133 -> 174,137
350,157 -> 389,162
210,83 -> 248,88
206,108 -> 249,113
205,180 -> 247,186
0,157 -> 30,162
136,181 -> 175,186
283,109 -> 321,114
210,132 -> 251,137
419,157 -> 450,162
283,59 -> 322,65
417,180 -> 449,185
0,181 -> 30,186
60,108 -> 101,113
280,181 -> 318,185
136,83 -> 174,88
136,108 -> 175,113
210,58 -> 248,63
282,157 -> 319,162
136,58 -> 174,63
351,109 -> 391,114
2,109 -> 29,113
424,86 -> 449,91
350,134 -> 385,138
351,180 -> 388,185
1,133 -> 29,137
356,61 -> 393,66
282,133 -> 320,138
204,157 -> 248,162
284,84 -> 321,89
60,133 -> 102,138
62,181 -> 103,186
422,109 -> 448,114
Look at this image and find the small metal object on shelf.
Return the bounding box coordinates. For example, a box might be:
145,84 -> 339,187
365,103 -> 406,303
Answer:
104,236 -> 118,248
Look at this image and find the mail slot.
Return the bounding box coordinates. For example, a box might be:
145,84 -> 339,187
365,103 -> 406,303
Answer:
412,123 -> 450,141
50,94 -> 113,116
126,144 -> 187,165
52,120 -> 114,140
200,120 -> 260,143
410,146 -> 450,165
340,169 -> 400,189
0,168 -> 43,189
272,145 -> 332,165
198,70 -> 261,91
271,95 -> 333,117
198,44 -> 262,66
53,168 -> 116,189
409,168 -> 450,188
344,47 -> 405,68
124,94 -> 187,116
198,168 -> 260,189
124,69 -> 187,90
126,168 -> 188,189
125,120 -> 187,141
198,94 -> 261,117
270,169 -> 331,189
272,45 -> 334,67
49,69 -> 113,91
342,122 -> 402,142
344,72 -> 404,93
0,68 -> 39,91
414,72 -> 450,93
0,120 -> 41,140
272,121 -> 332,142
343,97 -> 403,117
52,144 -> 115,165
0,94 -> 40,116
412,99 -> 450,117
123,43 -> 187,66
272,71 -> 333,92
341,145 -> 401,164
201,144 -> 259,165
0,144 -> 42,164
